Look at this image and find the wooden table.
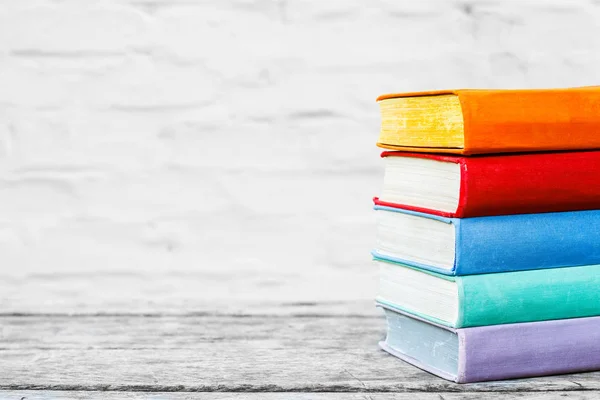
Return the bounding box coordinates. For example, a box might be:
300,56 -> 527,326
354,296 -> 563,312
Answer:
2,271 -> 600,399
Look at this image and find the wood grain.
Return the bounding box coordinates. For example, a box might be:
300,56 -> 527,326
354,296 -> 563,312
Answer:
1,314 -> 599,393
3,392 -> 600,399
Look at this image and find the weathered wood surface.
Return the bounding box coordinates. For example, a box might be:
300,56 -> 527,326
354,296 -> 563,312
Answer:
4,393 -> 600,400
1,267 -> 598,397
1,314 -> 600,395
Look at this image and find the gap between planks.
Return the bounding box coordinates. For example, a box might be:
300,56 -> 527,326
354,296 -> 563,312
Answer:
2,392 -> 600,399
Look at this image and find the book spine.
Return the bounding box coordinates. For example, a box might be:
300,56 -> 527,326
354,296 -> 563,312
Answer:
456,210 -> 600,274
458,264 -> 600,327
453,159 -> 468,217
459,151 -> 600,217
454,275 -> 466,328
458,316 -> 600,383
452,219 -> 463,275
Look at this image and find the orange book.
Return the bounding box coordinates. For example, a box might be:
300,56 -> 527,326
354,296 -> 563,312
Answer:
377,87 -> 600,155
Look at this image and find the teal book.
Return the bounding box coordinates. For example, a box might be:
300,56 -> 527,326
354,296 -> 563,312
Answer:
376,258 -> 600,328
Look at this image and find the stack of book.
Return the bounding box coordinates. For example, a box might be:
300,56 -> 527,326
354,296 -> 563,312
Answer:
373,87 -> 600,383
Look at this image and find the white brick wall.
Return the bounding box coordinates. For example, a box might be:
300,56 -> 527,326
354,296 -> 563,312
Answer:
1,0 -> 600,306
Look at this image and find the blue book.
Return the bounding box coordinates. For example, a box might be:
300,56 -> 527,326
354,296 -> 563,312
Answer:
373,205 -> 600,276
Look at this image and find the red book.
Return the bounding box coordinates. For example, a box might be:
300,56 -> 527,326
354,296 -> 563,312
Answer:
375,150 -> 600,218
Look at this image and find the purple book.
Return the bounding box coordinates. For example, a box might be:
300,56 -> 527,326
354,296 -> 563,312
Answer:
380,305 -> 600,383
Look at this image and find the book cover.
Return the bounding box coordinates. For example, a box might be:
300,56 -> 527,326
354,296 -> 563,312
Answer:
376,259 -> 600,328
373,205 -> 600,275
379,305 -> 600,383
377,87 -> 600,155
376,150 -> 600,218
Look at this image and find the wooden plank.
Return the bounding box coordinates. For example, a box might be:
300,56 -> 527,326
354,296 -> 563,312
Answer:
3,392 -> 600,399
1,315 -> 599,393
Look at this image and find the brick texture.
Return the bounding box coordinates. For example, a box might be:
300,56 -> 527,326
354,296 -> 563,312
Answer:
1,0 -> 599,307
